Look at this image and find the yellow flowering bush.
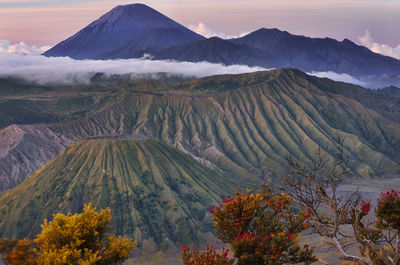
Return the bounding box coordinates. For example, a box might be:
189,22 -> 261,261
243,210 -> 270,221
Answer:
34,203 -> 136,265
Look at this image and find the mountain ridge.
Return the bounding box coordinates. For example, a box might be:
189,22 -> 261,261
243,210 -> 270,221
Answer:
136,36 -> 276,67
1,69 -> 400,193
229,28 -> 400,76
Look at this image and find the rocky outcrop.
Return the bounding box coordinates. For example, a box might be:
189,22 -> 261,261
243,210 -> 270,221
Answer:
0,124 -> 73,192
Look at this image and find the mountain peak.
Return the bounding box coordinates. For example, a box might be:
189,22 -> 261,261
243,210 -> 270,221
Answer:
89,3 -> 182,33
249,28 -> 290,37
256,27 -> 284,33
207,36 -> 226,42
341,38 -> 356,45
106,3 -> 167,18
101,3 -> 157,19
116,3 -> 151,9
43,3 -> 204,59
112,3 -> 154,12
231,27 -> 291,44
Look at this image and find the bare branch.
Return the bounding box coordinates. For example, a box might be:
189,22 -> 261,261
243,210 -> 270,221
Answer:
279,138 -> 400,265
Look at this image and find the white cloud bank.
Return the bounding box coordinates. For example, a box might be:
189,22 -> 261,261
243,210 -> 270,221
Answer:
0,51 -> 266,85
0,39 -> 370,87
0,40 -> 51,55
358,30 -> 400,60
188,22 -> 248,39
308,71 -> 366,86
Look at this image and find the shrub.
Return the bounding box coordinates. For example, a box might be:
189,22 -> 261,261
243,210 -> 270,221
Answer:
0,203 -> 137,265
182,189 -> 316,265
282,139 -> 400,265
0,239 -> 36,265
181,244 -> 233,265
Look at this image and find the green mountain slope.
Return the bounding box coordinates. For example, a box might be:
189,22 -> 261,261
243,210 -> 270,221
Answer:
1,69 -> 400,192
49,69 -> 400,178
0,139 -> 240,250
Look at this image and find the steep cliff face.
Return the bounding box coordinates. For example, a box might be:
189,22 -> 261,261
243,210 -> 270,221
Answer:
0,124 -> 73,191
0,124 -> 24,158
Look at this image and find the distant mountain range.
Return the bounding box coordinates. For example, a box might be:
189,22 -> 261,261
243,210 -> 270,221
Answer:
44,4 -> 400,88
143,28 -> 400,78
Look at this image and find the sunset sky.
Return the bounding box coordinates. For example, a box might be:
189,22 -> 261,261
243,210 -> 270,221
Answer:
0,0 -> 399,49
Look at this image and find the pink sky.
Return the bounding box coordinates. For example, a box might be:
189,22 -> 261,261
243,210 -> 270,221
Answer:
0,0 -> 399,47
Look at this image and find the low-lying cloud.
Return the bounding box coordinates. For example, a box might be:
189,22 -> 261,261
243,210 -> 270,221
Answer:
308,71 -> 366,86
358,30 -> 400,60
0,51 -> 266,85
0,39 -> 51,55
188,22 -> 248,39
0,39 -> 372,87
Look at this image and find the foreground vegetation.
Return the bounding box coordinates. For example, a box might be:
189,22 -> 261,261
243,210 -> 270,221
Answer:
181,187 -> 400,265
181,141 -> 400,265
0,204 -> 136,265
281,141 -> 400,265
3,182 -> 399,265
181,189 -> 316,265
1,135 -> 399,264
